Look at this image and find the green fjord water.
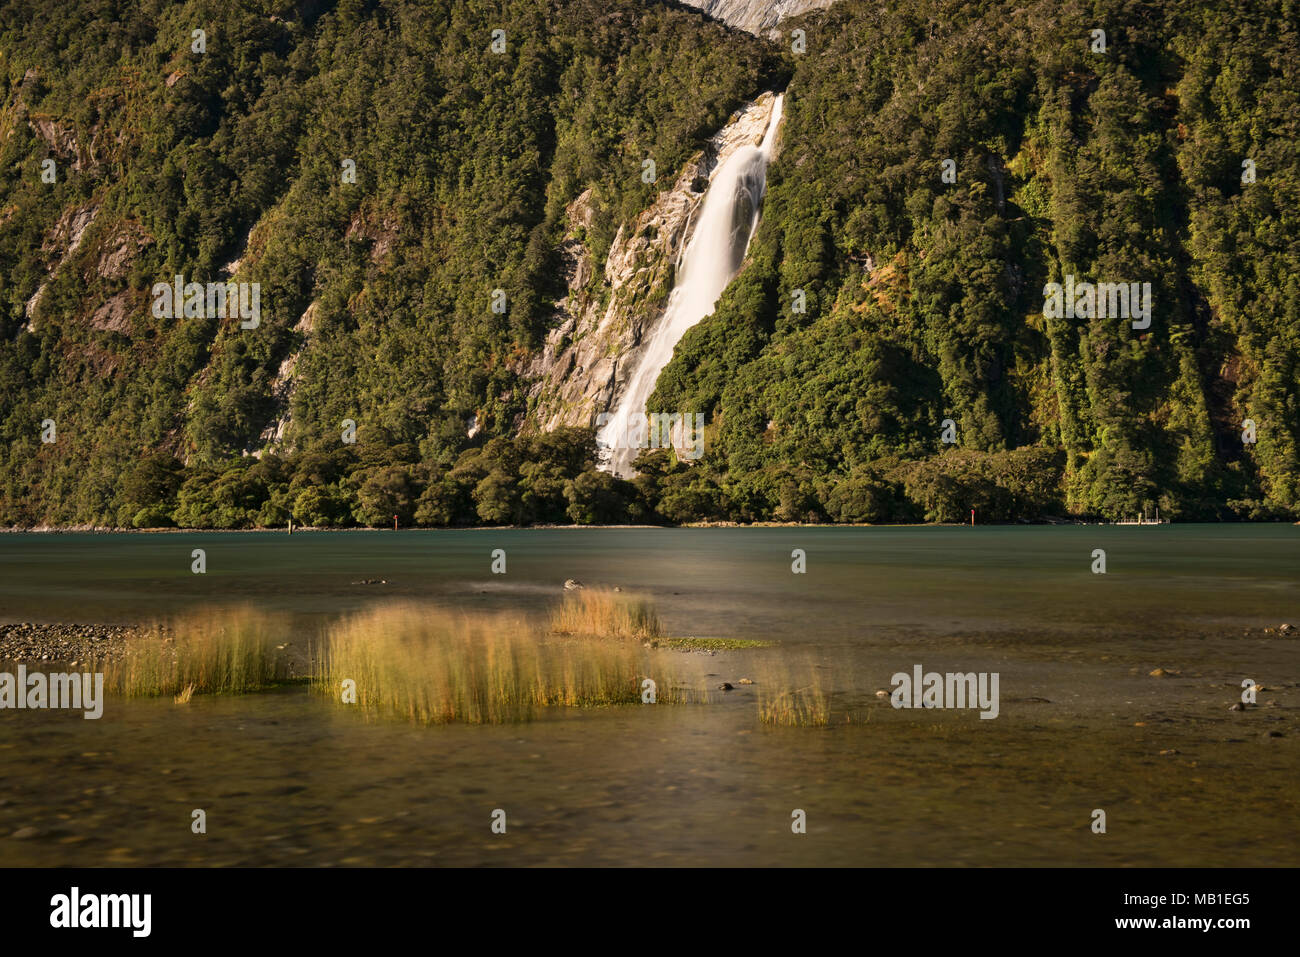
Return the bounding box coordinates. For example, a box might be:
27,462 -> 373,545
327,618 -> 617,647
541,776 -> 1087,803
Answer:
1,525 -> 1296,866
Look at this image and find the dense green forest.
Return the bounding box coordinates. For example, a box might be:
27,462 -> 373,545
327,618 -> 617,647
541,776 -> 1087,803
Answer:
1,0 -> 1297,528
652,0 -> 1300,523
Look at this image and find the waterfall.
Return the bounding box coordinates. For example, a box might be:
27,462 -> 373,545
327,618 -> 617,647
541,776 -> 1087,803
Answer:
597,93 -> 784,477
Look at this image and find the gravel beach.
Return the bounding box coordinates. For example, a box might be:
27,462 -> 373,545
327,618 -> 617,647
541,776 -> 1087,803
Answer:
0,622 -> 140,664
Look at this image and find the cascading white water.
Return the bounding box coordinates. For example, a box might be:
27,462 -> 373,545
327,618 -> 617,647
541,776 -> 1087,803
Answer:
597,94 -> 784,477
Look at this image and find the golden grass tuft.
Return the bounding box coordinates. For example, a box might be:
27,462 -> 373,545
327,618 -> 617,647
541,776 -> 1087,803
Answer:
753,658 -> 860,727
96,606 -> 294,698
548,588 -> 661,642
84,595 -> 745,725
758,682 -> 831,727
313,602 -> 685,725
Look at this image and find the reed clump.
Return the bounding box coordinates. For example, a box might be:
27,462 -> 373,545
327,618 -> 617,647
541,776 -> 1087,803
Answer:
754,658 -> 857,727
758,682 -> 831,727
314,603 -> 681,725
97,606 -> 294,698
548,588 -> 661,642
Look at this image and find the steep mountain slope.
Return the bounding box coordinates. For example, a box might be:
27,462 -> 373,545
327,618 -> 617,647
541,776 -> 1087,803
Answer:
0,0 -> 780,526
1,0 -> 1297,528
649,0 -> 1300,521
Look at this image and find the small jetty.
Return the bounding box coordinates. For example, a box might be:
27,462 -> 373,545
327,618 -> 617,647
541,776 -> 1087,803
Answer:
1115,507 -> 1166,525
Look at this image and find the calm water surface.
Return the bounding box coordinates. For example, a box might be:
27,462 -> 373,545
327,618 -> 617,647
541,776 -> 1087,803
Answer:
1,526 -> 1296,865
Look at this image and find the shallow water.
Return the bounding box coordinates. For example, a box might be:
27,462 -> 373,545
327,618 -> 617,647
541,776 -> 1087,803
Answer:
1,526 -> 1296,866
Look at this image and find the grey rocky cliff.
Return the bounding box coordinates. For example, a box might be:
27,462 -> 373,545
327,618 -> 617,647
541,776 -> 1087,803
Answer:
674,0 -> 836,36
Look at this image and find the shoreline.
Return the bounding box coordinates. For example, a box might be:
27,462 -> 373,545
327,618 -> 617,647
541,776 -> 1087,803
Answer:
0,622 -> 141,664
4,519 -> 1297,534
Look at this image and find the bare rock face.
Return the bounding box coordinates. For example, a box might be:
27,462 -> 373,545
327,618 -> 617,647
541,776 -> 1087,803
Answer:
88,291 -> 135,334
24,211 -> 152,336
30,116 -> 82,168
95,222 -> 153,280
15,70 -> 88,173
345,206 -> 401,262
257,300 -> 320,449
24,202 -> 101,329
44,204 -> 100,262
527,92 -> 780,434
676,0 -> 837,36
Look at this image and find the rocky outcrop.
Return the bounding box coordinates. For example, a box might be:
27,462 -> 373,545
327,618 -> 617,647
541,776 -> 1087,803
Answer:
95,222 -> 152,281
257,300 -> 319,448
527,92 -> 781,433
11,68 -> 93,173
23,212 -> 152,336
89,291 -> 135,334
24,202 -> 100,329
29,115 -> 82,169
345,205 -> 400,262
677,0 -> 836,36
